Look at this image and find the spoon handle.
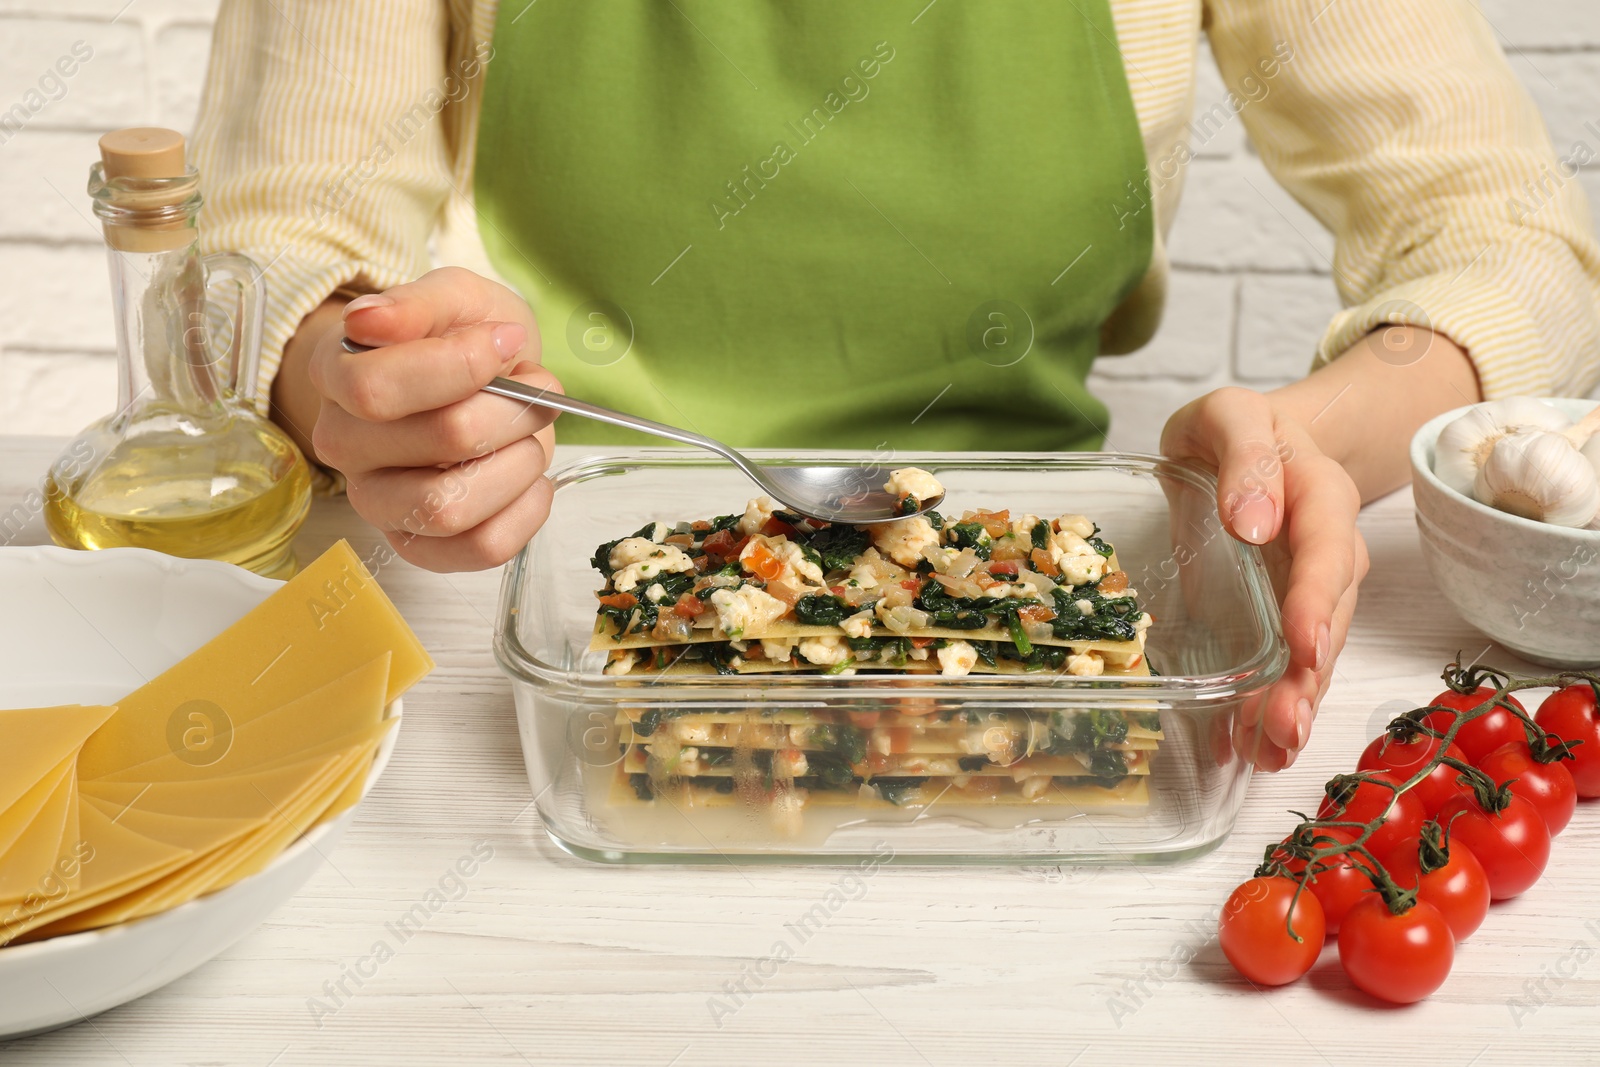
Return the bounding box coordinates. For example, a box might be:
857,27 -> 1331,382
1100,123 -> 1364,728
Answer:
339,336 -> 751,468
481,376 -> 727,455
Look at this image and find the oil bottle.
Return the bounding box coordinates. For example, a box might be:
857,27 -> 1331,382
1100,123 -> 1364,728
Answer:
43,128 -> 311,578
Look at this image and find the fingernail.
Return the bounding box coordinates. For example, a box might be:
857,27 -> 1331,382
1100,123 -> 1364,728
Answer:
492,322 -> 527,361
1314,623 -> 1330,672
1293,698 -> 1314,748
343,293 -> 394,317
1229,494 -> 1277,546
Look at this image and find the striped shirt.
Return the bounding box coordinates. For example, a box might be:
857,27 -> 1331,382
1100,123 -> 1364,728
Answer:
192,0 -> 1600,412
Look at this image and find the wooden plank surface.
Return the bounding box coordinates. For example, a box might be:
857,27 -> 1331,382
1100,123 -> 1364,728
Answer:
2,436 -> 1596,1067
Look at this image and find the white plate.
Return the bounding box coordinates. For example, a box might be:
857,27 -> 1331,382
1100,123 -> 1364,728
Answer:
0,546 -> 402,1039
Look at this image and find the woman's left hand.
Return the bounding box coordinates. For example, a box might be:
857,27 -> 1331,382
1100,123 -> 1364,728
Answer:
1161,387 -> 1371,771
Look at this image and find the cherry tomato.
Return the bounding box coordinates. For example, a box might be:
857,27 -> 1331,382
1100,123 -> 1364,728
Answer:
1358,733 -> 1474,815
1337,896 -> 1454,1004
1270,828 -> 1376,936
1435,791 -> 1551,900
1381,839 -> 1491,942
1476,741 -> 1577,836
1315,772 -> 1426,858
1535,684 -> 1600,798
1422,686 -> 1529,763
1218,876 -> 1325,986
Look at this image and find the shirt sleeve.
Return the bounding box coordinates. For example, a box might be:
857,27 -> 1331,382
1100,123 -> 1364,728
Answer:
1204,0 -> 1600,398
190,0 -> 459,421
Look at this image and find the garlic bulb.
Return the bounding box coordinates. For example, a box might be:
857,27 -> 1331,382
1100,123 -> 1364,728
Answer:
1473,429 -> 1600,528
1434,397 -> 1572,496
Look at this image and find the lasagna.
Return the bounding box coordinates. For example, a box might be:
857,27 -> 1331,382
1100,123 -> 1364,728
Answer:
588,468 -> 1162,829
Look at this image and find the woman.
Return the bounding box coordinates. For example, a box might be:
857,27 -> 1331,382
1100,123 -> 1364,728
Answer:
191,0 -> 1600,769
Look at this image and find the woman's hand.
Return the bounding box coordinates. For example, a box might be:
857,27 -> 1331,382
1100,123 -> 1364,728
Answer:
1161,387 -> 1370,772
302,266 -> 560,572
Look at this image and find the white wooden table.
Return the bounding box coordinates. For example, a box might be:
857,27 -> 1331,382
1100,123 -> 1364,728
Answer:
2,436 -> 1596,1067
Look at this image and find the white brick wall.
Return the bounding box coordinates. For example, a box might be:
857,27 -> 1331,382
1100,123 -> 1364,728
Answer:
0,1 -> 1593,448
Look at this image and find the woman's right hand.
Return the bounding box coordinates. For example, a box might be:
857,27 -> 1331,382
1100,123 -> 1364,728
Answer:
307,266 -> 560,572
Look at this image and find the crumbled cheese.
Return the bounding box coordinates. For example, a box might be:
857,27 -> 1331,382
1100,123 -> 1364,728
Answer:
742,534 -> 824,585
1055,514 -> 1095,539
1074,598 -> 1095,616
883,467 -> 944,505
708,585 -> 789,638
1010,514 -> 1044,540
870,515 -> 941,568
644,583 -> 667,604
841,610 -> 875,639
761,638 -> 796,662
772,749 -> 810,777
936,640 -> 978,677
1066,651 -> 1105,677
798,635 -> 851,666
737,495 -> 776,537
1048,528 -> 1108,586
1019,774 -> 1052,800
609,538 -> 695,591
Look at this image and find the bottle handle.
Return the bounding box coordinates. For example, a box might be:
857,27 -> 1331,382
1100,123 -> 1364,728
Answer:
201,251 -> 266,402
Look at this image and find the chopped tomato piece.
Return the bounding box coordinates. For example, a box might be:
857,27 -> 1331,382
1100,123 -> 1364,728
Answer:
672,594 -> 704,618
1100,570 -> 1129,593
691,520 -> 712,532
1019,605 -> 1056,623
744,542 -> 784,581
909,637 -> 934,648
761,517 -> 799,539
988,561 -> 1019,577
900,579 -> 921,591
831,584 -> 848,596
1029,548 -> 1060,576
887,727 -> 913,754
866,751 -> 890,775
700,529 -> 737,560
964,509 -> 1011,538
847,711 -> 880,728
597,592 -> 637,610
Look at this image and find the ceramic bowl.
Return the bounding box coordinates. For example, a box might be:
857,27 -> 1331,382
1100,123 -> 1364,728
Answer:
1410,398 -> 1600,668
0,546 -> 401,1039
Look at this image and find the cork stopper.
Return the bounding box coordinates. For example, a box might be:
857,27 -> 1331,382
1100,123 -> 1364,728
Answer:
99,127 -> 187,180
94,127 -> 197,252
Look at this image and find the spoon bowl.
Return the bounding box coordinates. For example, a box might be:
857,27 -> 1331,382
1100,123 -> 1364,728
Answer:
342,337 -> 943,524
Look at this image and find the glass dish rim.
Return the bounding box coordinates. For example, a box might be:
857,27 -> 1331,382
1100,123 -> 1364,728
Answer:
493,448 -> 1288,706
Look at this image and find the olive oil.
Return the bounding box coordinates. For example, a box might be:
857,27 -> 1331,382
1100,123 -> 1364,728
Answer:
44,419 -> 311,579
47,127 -> 312,577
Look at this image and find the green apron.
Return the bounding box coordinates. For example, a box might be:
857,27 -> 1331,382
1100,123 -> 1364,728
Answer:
475,0 -> 1151,451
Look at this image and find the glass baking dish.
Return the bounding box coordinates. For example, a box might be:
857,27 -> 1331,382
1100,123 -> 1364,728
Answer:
494,450 -> 1286,865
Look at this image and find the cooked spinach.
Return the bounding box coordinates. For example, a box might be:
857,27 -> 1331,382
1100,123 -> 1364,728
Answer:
805,751 -> 857,788
800,525 -> 871,572
794,593 -> 852,626
1046,709 -> 1130,754
1087,524 -> 1115,558
1047,585 -> 1144,643
1030,520 -> 1050,550
946,522 -> 992,560
1089,749 -> 1130,778
958,755 -> 989,772
874,777 -> 928,806
629,773 -> 654,801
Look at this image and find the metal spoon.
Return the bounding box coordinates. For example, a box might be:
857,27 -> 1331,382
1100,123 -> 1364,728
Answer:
340,337 -> 943,524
